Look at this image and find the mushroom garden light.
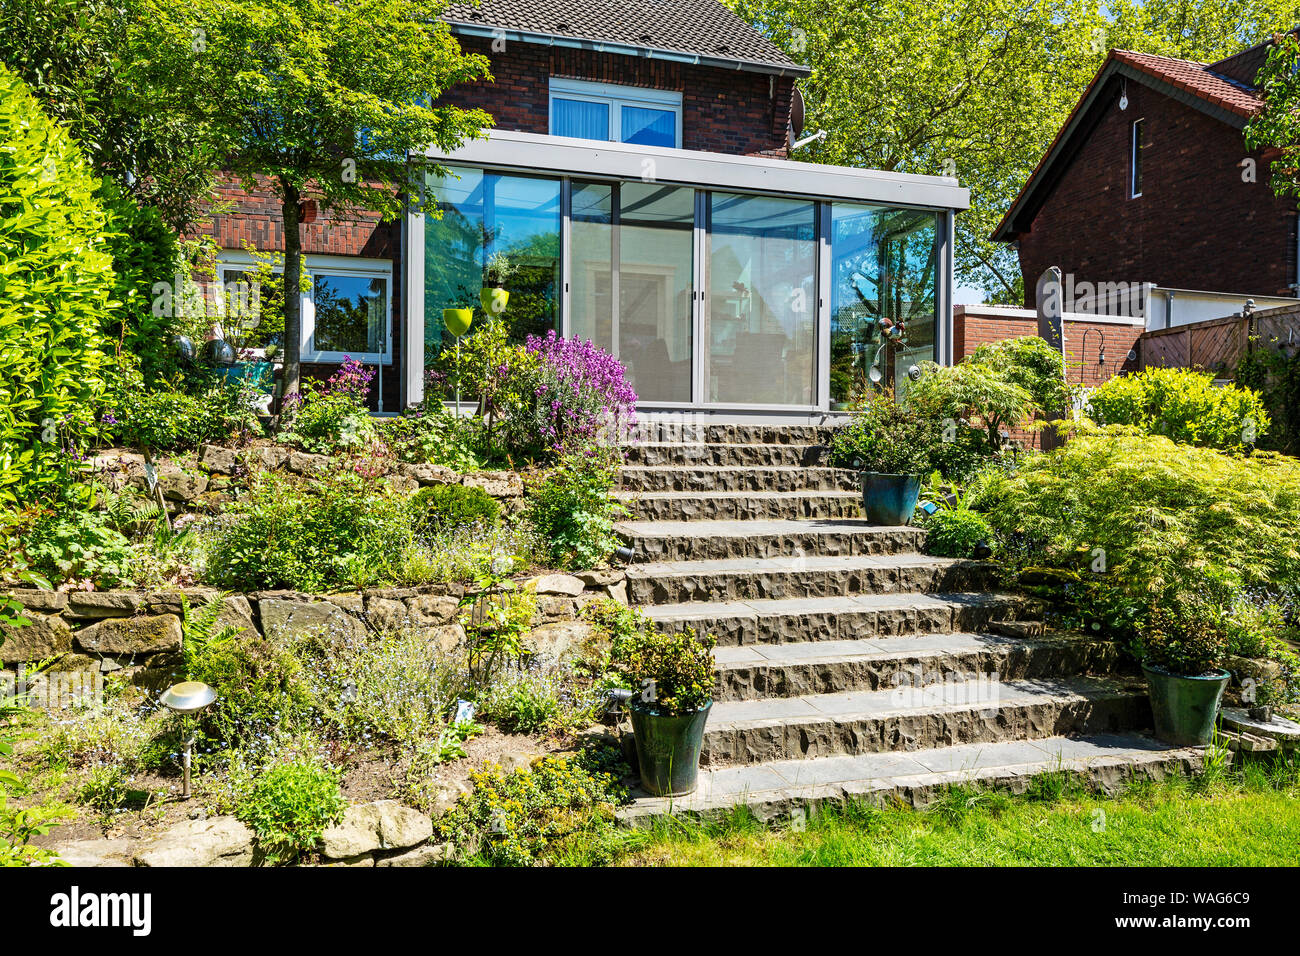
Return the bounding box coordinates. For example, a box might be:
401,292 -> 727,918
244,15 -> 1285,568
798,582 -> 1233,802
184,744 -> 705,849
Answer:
159,681 -> 217,799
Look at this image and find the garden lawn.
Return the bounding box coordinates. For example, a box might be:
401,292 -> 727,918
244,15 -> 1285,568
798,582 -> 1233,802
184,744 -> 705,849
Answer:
616,771 -> 1300,867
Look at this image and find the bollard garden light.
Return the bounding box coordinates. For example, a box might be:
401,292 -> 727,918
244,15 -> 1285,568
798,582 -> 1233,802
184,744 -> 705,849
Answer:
159,681 -> 217,799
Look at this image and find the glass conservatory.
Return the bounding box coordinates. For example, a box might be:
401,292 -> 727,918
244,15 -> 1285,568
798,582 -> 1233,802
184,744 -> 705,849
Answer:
404,131 -> 967,418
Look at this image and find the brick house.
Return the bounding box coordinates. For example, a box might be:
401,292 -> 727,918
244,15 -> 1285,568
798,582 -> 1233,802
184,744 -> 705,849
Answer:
197,0 -> 968,418
992,41 -> 1300,318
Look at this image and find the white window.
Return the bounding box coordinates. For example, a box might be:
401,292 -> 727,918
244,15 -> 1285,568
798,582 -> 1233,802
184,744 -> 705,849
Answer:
216,253 -> 393,365
549,78 -> 682,148
1130,118 -> 1144,198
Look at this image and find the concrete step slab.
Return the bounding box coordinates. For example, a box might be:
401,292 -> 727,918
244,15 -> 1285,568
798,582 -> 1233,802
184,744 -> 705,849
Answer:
710,631 -> 1121,700
645,591 -> 1035,645
622,443 -> 831,468
616,518 -> 926,563
619,466 -> 858,493
616,490 -> 862,522
625,554 -> 1000,604
699,675 -> 1151,766
619,733 -> 1205,822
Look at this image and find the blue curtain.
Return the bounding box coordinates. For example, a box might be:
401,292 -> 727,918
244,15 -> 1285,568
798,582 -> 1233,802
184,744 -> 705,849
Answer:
622,107 -> 676,148
552,98 -> 609,141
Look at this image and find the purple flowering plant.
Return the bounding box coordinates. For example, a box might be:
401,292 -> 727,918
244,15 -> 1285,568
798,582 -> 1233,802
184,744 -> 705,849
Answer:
517,331 -> 638,459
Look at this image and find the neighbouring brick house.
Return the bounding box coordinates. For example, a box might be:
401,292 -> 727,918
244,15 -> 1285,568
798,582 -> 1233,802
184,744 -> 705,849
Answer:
193,0 -> 968,418
992,41 -> 1300,317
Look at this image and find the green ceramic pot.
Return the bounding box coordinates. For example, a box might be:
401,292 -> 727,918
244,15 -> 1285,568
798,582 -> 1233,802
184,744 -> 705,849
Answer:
628,699 -> 712,797
443,308 -> 473,337
480,287 -> 509,316
860,471 -> 922,525
1142,663 -> 1230,746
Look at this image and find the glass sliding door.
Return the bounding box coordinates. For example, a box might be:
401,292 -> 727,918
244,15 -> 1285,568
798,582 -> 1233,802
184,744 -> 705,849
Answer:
705,193 -> 817,406
830,204 -> 938,405
423,166 -> 561,366
569,181 -> 694,404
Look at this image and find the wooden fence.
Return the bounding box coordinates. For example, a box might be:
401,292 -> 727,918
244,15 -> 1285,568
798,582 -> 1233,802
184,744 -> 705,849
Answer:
1139,304 -> 1300,375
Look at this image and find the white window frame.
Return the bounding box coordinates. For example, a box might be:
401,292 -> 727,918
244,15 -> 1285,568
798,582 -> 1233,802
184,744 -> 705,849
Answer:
1130,118 -> 1144,199
216,252 -> 394,365
548,77 -> 683,148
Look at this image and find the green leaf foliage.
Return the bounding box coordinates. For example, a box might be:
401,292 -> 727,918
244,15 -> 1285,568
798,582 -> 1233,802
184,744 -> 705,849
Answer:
1087,367 -> 1270,451
0,65 -> 116,506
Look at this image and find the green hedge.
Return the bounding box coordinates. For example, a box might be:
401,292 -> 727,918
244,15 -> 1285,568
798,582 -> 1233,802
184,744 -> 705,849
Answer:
0,65 -> 115,506
1086,367 -> 1269,451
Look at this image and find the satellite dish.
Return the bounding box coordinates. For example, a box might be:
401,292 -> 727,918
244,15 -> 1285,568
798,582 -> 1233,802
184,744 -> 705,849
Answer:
789,86 -> 806,142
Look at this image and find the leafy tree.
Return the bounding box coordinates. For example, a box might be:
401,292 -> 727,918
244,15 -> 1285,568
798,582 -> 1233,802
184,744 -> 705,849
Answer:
1245,30 -> 1300,201
133,0 -> 492,400
725,0 -> 1300,300
0,0 -> 216,232
907,360 -> 1039,452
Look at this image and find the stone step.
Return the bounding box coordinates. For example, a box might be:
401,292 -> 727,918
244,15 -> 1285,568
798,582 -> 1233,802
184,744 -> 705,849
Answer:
619,733 -> 1205,822
619,465 -> 855,493
622,442 -> 831,469
616,518 -> 925,564
699,675 -> 1150,767
626,554 -> 999,605
646,591 -> 1033,645
626,423 -> 837,446
616,490 -> 862,522
711,632 -> 1121,701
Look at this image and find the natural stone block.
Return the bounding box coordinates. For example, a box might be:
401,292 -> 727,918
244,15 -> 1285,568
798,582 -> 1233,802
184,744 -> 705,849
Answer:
258,599 -> 360,644
526,621 -> 591,662
576,570 -> 624,587
134,816 -> 255,867
0,613 -> 73,664
460,470 -> 524,498
2,589 -> 66,613
75,614 -> 182,655
67,591 -> 146,619
320,800 -> 433,859
407,594 -> 460,626
366,597 -> 412,630
287,451 -> 332,476
531,573 -> 585,596
50,837 -> 135,867
399,462 -> 458,486
198,443 -> 239,475
376,843 -> 451,867
606,581 -> 629,605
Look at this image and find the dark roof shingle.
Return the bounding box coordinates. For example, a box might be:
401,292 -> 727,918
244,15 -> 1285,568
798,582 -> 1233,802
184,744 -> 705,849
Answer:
441,0 -> 805,72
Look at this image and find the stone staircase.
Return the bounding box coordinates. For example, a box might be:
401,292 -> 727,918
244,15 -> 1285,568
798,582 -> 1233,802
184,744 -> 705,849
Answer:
614,423 -> 1205,822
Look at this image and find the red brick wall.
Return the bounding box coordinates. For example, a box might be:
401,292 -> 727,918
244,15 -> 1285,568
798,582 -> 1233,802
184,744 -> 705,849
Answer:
442,36 -> 794,157
1012,77 -> 1298,302
954,307 -> 1144,388
191,175 -> 403,412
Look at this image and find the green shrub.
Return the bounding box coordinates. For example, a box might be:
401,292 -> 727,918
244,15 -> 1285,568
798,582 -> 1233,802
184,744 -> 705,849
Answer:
114,378 -> 262,450
829,392 -> 936,474
609,627 -> 716,716
280,359 -> 376,454
23,508 -> 134,588
235,756 -> 345,864
204,470 -> 413,591
435,748 -> 627,866
184,630 -> 313,753
922,508 -> 992,559
972,428 -> 1300,598
1136,594 -> 1228,677
0,65 -> 116,506
378,402 -> 480,470
1087,367 -> 1269,451
907,360 -> 1040,452
526,452 -> 624,570
969,335 -> 1073,413
412,484 -> 500,535
476,669 -> 577,735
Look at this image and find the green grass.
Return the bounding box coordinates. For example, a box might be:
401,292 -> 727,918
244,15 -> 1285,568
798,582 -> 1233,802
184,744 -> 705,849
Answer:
614,757 -> 1300,867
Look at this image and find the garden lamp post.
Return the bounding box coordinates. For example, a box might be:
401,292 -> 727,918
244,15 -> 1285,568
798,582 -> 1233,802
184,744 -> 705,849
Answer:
159,681 -> 216,799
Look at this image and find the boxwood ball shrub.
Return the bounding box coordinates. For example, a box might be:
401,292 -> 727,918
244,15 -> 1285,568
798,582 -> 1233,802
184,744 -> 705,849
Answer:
412,483 -> 500,535
922,509 -> 992,559
0,65 -> 116,504
1086,367 -> 1270,451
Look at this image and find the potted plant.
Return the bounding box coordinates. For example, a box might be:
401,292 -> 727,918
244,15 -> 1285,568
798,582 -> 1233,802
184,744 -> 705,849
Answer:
1137,593 -> 1231,746
827,391 -> 933,525
481,251 -> 515,316
610,627 -> 716,797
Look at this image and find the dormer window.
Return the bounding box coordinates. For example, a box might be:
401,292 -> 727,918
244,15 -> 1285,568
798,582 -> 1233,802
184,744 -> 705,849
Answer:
549,78 -> 682,148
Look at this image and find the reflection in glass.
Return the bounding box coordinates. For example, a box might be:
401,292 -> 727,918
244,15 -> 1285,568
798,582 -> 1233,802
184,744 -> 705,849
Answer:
423,166 -> 561,366
569,182 -> 694,403
621,107 -> 676,147
552,98 -> 610,141
830,204 -> 937,405
706,193 -> 817,405
312,274 -> 387,354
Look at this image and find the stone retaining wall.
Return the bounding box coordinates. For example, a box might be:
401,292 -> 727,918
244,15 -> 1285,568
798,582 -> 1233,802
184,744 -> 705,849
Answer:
0,571 -> 625,695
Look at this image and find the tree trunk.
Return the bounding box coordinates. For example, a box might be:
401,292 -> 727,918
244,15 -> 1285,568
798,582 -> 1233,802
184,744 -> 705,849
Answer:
279,179 -> 303,404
